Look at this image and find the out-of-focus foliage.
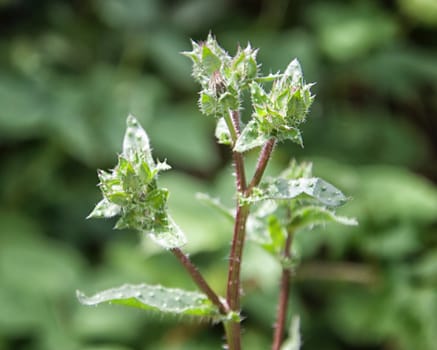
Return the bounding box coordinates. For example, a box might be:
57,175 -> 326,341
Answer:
0,1 -> 436,350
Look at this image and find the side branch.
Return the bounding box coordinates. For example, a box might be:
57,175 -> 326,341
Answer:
171,247 -> 229,315
246,138 -> 276,194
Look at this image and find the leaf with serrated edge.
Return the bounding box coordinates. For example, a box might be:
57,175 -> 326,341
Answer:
77,283 -> 220,320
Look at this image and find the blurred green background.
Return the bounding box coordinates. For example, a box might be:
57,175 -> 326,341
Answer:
1,0 -> 436,349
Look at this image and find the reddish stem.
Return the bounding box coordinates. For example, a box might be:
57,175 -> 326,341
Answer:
272,230 -> 294,350
225,135 -> 276,350
226,205 -> 250,309
246,138 -> 276,195
171,247 -> 228,315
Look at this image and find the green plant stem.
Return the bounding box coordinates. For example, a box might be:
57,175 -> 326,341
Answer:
170,247 -> 229,315
272,229 -> 294,350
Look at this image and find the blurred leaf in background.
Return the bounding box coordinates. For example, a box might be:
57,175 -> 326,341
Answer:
0,0 -> 436,349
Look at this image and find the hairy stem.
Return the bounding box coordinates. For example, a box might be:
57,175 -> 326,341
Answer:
225,204 -> 250,350
246,138 -> 276,195
272,229 -> 294,350
226,204 -> 250,309
171,247 -> 229,315
225,135 -> 277,350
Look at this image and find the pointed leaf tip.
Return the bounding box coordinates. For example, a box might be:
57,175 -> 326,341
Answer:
87,198 -> 121,219
147,215 -> 187,249
123,114 -> 153,163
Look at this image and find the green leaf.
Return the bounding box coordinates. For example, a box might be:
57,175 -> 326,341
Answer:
195,192 -> 234,222
234,120 -> 270,152
275,125 -> 304,147
215,117 -> 232,145
290,206 -> 358,231
246,200 -> 281,247
256,177 -> 348,207
201,45 -> 222,76
281,160 -> 313,179
250,81 -> 270,107
88,114 -> 187,249
122,114 -> 154,165
281,316 -> 301,350
87,198 -> 121,219
265,215 -> 287,255
147,215 -> 187,249
283,59 -> 304,86
77,283 -> 220,320
199,91 -> 219,116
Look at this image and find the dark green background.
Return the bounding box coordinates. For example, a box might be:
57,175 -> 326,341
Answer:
1,1 -> 436,349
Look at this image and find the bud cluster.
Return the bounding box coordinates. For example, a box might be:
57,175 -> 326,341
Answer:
184,35 -> 314,153
250,59 -> 314,146
183,33 -> 259,118
88,115 -> 179,246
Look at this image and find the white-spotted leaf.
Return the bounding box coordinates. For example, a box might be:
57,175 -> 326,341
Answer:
147,215 -> 187,249
256,177 -> 349,207
87,198 -> 121,219
77,283 -> 220,320
123,114 -> 154,164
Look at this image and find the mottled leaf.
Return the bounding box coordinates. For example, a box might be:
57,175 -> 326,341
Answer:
87,198 -> 121,219
234,120 -> 270,152
256,177 -> 348,207
122,114 -> 154,165
147,215 -> 187,249
77,283 -> 220,320
215,117 -> 232,145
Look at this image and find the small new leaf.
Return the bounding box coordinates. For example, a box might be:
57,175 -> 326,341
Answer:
123,114 -> 154,165
88,114 -> 186,249
77,283 -> 221,320
215,117 -> 232,145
